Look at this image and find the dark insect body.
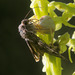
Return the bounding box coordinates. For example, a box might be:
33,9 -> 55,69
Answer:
18,19 -> 66,62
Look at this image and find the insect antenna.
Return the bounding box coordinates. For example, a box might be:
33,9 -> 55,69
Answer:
24,9 -> 32,19
24,6 -> 45,19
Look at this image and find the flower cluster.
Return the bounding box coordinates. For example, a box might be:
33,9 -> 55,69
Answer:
30,0 -> 75,75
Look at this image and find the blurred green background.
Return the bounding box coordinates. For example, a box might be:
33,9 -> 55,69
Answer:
0,0 -> 75,75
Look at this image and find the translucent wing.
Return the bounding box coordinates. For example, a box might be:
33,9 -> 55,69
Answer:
26,40 -> 40,62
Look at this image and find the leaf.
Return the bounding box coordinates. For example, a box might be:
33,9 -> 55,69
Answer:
58,32 -> 70,45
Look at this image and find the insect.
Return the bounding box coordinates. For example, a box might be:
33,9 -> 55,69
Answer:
18,16 -> 66,62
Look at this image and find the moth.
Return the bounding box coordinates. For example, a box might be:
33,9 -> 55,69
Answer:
18,17 -> 66,62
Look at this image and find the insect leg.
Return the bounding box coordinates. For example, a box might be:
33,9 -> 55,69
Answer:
26,40 -> 40,62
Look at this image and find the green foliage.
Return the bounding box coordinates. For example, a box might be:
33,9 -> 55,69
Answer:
30,0 -> 49,18
48,1 -> 75,31
67,31 -> 75,63
30,0 -> 75,75
72,71 -> 75,75
57,32 -> 70,53
42,53 -> 61,75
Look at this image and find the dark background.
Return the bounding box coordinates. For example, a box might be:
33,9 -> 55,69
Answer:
0,0 -> 75,75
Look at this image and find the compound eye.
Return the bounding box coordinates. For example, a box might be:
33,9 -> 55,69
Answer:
22,25 -> 25,29
22,19 -> 29,25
